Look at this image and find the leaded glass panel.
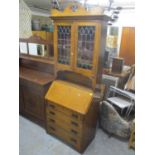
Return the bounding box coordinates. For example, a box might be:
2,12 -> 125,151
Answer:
77,26 -> 95,70
57,26 -> 71,65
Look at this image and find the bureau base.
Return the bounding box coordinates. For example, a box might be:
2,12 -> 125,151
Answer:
45,99 -> 99,153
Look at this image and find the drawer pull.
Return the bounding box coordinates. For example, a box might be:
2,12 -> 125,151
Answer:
71,113 -> 78,119
71,129 -> 78,135
70,138 -> 77,144
50,111 -> 55,115
71,121 -> 78,127
49,104 -> 55,109
50,126 -> 55,131
49,119 -> 55,123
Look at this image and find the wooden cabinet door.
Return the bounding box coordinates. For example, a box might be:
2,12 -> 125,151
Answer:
54,23 -> 74,71
23,87 -> 45,121
74,22 -> 101,79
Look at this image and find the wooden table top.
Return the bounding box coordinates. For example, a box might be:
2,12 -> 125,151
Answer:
103,69 -> 130,78
19,67 -> 55,85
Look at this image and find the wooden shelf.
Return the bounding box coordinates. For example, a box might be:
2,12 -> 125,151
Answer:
20,67 -> 55,85
20,55 -> 54,65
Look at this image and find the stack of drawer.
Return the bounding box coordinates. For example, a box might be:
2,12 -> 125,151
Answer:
46,101 -> 83,150
45,80 -> 99,153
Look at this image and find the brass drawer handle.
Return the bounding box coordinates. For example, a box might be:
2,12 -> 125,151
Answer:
71,113 -> 78,119
71,129 -> 78,135
50,126 -> 55,131
71,121 -> 78,127
70,138 -> 77,144
49,104 -> 55,109
49,118 -> 55,123
50,111 -> 55,115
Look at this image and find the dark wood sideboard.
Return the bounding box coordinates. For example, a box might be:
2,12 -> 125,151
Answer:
19,56 -> 55,127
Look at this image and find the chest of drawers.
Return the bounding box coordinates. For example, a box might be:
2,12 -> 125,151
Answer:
45,80 -> 99,153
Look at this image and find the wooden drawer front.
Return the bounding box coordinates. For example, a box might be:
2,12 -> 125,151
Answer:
47,108 -> 82,130
47,101 -> 83,122
47,117 -> 82,137
23,89 -> 45,120
47,124 -> 81,149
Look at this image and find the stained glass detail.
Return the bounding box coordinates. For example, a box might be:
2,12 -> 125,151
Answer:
77,26 -> 95,70
57,26 -> 71,65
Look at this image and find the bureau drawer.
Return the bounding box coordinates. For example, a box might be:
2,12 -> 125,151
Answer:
47,117 -> 82,137
46,108 -> 83,130
47,124 -> 81,149
47,101 -> 84,122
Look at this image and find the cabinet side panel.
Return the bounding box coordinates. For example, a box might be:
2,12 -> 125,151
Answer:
97,22 -> 107,84
81,100 -> 99,152
19,85 -> 24,114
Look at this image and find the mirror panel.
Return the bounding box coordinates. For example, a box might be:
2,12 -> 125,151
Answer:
19,42 -> 28,54
19,36 -> 53,59
28,43 -> 46,56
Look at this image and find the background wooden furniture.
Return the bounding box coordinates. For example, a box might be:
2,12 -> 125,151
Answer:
45,80 -> 99,153
111,57 -> 124,73
19,35 -> 54,58
103,68 -> 130,89
51,3 -> 110,88
119,27 -> 135,66
19,36 -> 55,127
32,31 -> 53,44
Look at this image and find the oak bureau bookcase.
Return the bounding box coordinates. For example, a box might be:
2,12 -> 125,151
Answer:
45,3 -> 110,153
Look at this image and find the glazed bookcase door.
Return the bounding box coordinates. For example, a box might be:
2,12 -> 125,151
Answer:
54,23 -> 74,71
74,22 -> 101,78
